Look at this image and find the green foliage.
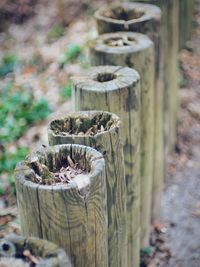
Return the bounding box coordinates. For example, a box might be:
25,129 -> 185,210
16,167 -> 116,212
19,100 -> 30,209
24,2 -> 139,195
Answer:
0,82 -> 51,144
59,44 -> 82,68
0,147 -> 29,173
0,147 -> 29,196
140,246 -> 154,256
0,54 -> 20,77
59,81 -> 72,99
47,24 -> 65,43
0,184 -> 4,196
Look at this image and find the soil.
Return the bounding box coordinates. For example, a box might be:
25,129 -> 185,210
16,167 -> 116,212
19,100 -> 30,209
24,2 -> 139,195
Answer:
141,1 -> 200,266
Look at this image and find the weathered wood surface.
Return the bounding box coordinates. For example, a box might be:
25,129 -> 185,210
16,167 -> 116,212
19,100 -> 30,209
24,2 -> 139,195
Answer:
89,32 -> 154,248
0,234 -> 71,266
15,144 -> 108,267
134,0 -> 179,158
48,111 -> 127,267
94,2 -> 164,223
179,0 -> 195,48
72,66 -> 141,267
162,0 -> 179,155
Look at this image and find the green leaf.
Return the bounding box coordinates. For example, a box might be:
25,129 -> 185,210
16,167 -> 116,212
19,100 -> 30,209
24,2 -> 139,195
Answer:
59,44 -> 82,68
140,246 -> 154,256
0,182 -> 4,196
59,81 -> 72,99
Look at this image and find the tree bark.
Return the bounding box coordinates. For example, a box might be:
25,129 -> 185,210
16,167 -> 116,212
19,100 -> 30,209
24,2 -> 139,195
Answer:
48,110 -> 127,267
94,2 -> 164,223
0,234 -> 71,266
89,32 -> 154,248
15,144 -> 108,267
72,66 -> 141,267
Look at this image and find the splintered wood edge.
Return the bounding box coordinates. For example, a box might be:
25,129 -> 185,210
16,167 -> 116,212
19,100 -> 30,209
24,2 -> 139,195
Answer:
47,110 -> 121,139
94,2 -> 161,24
72,65 -> 140,93
1,234 -> 71,262
15,144 -> 105,194
89,32 -> 154,54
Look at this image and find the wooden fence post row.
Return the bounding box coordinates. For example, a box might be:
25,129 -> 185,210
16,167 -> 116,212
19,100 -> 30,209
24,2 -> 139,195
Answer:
72,66 -> 141,267
0,234 -> 72,267
94,2 -> 164,224
48,110 -> 127,267
15,144 -> 108,267
130,0 -> 180,156
89,31 -> 154,248
13,2 -> 184,267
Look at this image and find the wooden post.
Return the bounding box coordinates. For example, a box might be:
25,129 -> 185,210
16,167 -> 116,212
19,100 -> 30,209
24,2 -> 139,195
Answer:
72,66 -> 141,267
94,2 -> 164,222
179,0 -> 195,48
0,234 -> 72,266
15,144 -> 108,267
132,0 -> 180,154
48,110 -> 127,267
89,32 -> 154,248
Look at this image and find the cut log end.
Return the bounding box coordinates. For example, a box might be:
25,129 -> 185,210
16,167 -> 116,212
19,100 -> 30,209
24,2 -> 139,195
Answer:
48,111 -> 120,138
0,234 -> 72,267
89,32 -> 153,60
72,65 -> 140,94
15,144 -> 105,191
15,144 -> 108,267
95,2 -> 161,34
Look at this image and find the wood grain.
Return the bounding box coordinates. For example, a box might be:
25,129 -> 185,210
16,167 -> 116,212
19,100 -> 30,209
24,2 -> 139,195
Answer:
94,2 -> 164,223
48,110 -> 127,267
72,66 -> 141,267
134,0 -> 179,162
15,144 -> 108,267
89,32 -> 154,248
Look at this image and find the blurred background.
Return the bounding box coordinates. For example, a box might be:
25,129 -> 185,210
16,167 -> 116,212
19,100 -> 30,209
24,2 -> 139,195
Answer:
0,0 -> 112,214
0,1 -> 200,267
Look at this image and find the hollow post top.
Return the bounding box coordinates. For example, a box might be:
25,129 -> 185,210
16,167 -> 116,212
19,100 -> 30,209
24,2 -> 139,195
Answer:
72,65 -> 140,92
15,144 -> 105,192
90,31 -> 154,54
0,234 -> 71,266
48,110 -> 121,139
95,2 -> 161,25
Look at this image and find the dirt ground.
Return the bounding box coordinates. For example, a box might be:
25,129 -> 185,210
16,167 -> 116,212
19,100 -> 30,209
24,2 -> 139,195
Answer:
0,0 -> 200,266
160,2 -> 200,266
